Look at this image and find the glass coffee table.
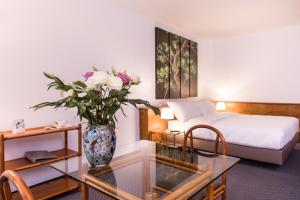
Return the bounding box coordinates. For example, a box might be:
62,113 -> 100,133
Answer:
51,140 -> 239,200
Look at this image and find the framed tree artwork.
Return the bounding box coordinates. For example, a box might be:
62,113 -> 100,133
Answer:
169,33 -> 181,98
189,41 -> 198,97
155,28 -> 170,99
155,27 -> 198,99
180,37 -> 190,98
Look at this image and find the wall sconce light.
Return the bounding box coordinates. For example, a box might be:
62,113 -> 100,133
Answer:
216,102 -> 226,111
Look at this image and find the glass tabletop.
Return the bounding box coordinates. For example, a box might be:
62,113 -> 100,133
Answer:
51,140 -> 239,200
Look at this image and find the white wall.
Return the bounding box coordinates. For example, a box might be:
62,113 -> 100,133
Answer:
0,0 -> 197,187
198,25 -> 300,103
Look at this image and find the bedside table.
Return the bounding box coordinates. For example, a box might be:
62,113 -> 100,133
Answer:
149,129 -> 184,148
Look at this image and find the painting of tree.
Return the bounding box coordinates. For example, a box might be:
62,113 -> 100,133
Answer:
155,27 -> 198,99
155,28 -> 170,99
180,37 -> 190,97
169,33 -> 181,98
190,41 -> 198,97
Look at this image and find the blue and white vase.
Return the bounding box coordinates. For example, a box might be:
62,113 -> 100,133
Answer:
83,125 -> 116,167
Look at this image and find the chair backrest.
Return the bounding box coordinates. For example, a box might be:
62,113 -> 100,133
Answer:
0,170 -> 34,200
183,125 -> 228,200
183,124 -> 227,155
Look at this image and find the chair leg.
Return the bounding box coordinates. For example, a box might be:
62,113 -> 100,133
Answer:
3,181 -> 13,200
190,134 -> 194,150
81,183 -> 89,200
221,190 -> 226,200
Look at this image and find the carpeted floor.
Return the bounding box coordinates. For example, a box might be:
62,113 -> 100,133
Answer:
52,144 -> 300,200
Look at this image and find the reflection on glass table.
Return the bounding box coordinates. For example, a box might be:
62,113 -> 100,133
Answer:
51,140 -> 239,200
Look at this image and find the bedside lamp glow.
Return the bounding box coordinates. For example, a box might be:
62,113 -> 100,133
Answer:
160,108 -> 174,120
216,102 -> 226,111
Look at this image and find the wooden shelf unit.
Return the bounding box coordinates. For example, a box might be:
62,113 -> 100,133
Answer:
0,124 -> 82,200
5,149 -> 78,172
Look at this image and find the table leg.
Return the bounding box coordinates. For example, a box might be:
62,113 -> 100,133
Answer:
64,130 -> 68,154
173,134 -> 175,148
207,183 -> 214,200
81,183 -> 89,200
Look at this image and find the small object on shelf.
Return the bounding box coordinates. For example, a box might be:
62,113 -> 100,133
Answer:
44,121 -> 70,130
25,151 -> 56,163
12,119 -> 25,134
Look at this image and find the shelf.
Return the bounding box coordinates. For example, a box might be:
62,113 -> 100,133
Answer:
13,176 -> 80,200
0,124 -> 82,199
5,149 -> 78,171
0,125 -> 80,140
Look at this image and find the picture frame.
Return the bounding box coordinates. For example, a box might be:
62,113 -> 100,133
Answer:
12,119 -> 25,134
155,27 -> 198,99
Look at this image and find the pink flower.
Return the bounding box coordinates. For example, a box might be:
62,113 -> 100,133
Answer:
116,72 -> 131,85
83,72 -> 94,81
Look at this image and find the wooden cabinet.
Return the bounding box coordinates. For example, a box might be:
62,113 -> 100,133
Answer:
0,124 -> 82,200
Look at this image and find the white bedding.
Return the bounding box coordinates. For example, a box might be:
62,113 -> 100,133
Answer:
168,112 -> 299,150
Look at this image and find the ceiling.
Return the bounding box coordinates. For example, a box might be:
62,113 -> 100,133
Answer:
111,0 -> 300,39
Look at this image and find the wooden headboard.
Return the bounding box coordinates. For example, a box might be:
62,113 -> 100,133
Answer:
139,101 -> 300,142
224,101 -> 300,120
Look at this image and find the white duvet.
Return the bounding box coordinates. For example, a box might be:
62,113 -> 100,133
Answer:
168,112 -> 299,150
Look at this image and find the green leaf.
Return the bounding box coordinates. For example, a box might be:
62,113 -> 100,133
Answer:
43,72 -> 56,79
77,103 -> 86,115
127,99 -> 160,115
73,81 -> 87,89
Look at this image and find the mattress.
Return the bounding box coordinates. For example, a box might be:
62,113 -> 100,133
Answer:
168,112 -> 299,150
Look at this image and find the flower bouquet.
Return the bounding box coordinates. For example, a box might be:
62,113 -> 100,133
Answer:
33,67 -> 159,167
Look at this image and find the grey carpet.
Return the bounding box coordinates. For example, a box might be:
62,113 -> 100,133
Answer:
52,144 -> 300,200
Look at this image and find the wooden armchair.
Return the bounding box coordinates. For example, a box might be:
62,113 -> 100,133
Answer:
0,170 -> 34,200
183,124 -> 228,200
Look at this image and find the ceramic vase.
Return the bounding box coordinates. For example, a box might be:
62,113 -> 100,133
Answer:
83,125 -> 116,167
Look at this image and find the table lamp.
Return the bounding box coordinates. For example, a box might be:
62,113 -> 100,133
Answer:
216,101 -> 226,111
160,107 -> 175,133
160,107 -> 174,120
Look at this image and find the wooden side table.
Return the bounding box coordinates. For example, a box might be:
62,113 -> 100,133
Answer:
149,129 -> 184,148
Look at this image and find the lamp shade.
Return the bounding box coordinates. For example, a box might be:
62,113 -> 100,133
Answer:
216,102 -> 226,111
160,107 -> 174,120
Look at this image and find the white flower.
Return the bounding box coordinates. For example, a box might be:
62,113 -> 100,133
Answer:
85,71 -> 109,90
132,74 -> 141,85
108,75 -> 123,90
67,89 -> 74,96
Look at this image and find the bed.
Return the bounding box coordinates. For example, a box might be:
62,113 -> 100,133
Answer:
165,100 -> 299,165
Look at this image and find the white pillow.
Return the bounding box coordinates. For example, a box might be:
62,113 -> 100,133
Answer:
167,101 -> 202,122
197,100 -> 217,116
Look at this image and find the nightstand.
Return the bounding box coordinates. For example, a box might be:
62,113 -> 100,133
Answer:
149,129 -> 184,148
